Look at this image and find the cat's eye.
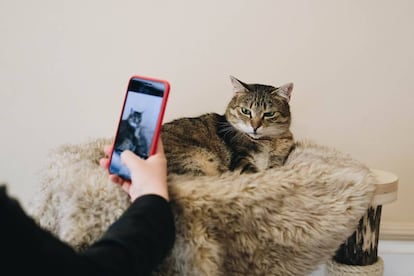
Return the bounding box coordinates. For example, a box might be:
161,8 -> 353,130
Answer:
241,107 -> 251,116
263,111 -> 276,118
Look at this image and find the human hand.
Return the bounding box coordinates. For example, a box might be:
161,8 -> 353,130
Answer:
100,138 -> 169,202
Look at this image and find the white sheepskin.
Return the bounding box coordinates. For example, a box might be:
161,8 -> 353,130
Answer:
28,138 -> 375,275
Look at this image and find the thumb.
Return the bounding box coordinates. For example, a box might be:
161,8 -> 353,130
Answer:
120,150 -> 142,170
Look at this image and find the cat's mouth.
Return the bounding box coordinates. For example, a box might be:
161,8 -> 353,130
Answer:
246,131 -> 275,141
247,132 -> 263,139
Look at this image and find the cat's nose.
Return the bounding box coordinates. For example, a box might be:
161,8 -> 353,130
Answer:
252,126 -> 262,134
251,120 -> 262,132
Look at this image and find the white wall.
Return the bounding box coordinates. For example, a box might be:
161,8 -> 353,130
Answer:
1,0 -> 413,233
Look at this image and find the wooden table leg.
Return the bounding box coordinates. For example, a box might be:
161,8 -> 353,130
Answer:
334,205 -> 382,265
325,169 -> 398,276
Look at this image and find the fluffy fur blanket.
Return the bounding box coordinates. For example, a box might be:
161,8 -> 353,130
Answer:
28,138 -> 375,276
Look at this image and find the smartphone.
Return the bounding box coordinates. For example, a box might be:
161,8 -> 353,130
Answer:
108,75 -> 170,180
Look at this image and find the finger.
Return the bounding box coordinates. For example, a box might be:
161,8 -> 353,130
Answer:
120,150 -> 142,170
109,174 -> 123,185
99,158 -> 109,169
103,144 -> 114,156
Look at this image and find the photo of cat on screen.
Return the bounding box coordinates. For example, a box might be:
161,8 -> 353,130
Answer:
110,85 -> 165,179
114,108 -> 149,159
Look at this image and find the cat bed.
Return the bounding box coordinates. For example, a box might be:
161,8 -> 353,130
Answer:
28,138 -> 375,276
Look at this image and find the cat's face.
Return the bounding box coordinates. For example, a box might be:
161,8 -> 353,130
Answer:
225,76 -> 293,139
128,110 -> 142,127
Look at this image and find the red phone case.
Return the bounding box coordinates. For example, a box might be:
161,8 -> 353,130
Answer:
130,75 -> 170,156
109,75 -> 170,177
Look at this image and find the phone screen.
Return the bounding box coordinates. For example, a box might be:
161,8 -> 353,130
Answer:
109,76 -> 169,180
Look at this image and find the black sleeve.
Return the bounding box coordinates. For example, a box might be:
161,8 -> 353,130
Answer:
0,185 -> 175,276
82,194 -> 176,275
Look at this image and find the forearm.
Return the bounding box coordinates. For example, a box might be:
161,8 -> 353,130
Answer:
82,194 -> 176,275
0,186 -> 175,275
0,185 -> 93,275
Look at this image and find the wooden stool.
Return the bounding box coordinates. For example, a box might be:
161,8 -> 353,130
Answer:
326,169 -> 399,275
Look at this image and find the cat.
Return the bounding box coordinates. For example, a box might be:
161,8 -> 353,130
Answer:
114,109 -> 148,158
161,76 -> 295,176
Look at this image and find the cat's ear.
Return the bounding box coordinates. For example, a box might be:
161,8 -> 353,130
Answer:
230,75 -> 248,94
275,83 -> 293,102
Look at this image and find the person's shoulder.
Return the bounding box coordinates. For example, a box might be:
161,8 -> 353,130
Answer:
0,185 -> 9,201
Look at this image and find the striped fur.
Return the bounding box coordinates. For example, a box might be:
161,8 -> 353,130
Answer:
162,76 -> 295,176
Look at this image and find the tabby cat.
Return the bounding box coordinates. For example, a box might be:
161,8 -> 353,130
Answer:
114,109 -> 148,158
161,76 -> 295,176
